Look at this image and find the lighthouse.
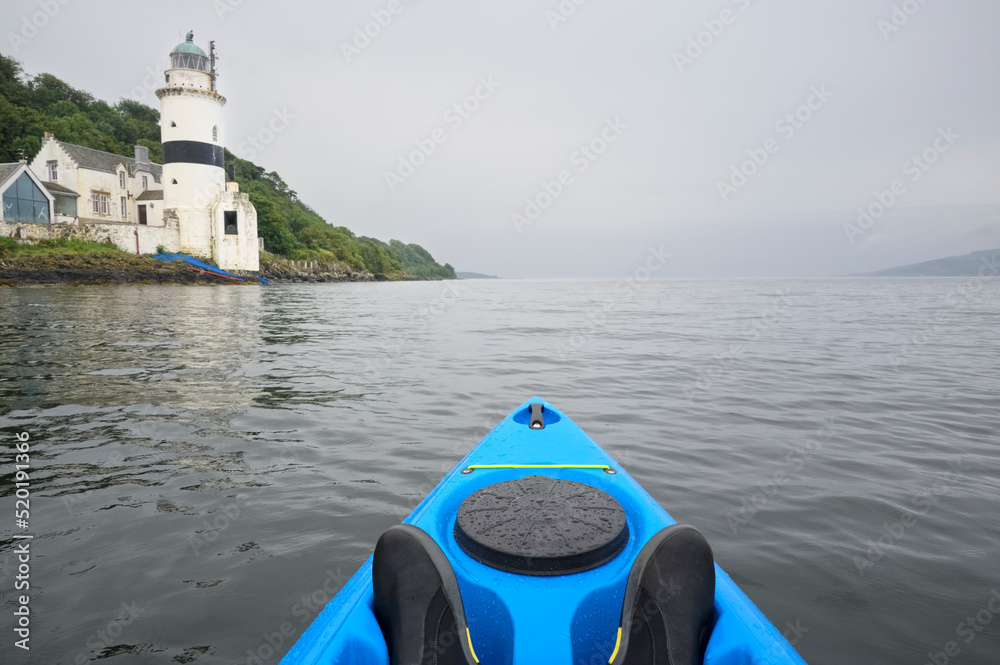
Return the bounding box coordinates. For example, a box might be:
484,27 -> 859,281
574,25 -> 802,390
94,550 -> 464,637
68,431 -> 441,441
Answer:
155,31 -> 259,271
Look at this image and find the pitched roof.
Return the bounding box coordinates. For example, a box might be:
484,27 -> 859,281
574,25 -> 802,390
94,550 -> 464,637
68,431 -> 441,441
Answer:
0,162 -> 23,189
136,189 -> 164,201
42,181 -> 80,197
54,140 -> 163,181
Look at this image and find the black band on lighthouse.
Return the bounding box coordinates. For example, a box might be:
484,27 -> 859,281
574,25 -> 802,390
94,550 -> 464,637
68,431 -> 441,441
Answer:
162,141 -> 225,169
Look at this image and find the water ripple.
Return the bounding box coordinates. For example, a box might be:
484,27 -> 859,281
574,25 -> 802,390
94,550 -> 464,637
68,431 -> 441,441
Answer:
1,279 -> 999,664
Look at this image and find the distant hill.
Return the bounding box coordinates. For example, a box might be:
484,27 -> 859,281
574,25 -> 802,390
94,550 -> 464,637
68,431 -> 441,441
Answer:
456,271 -> 499,279
861,249 -> 1000,277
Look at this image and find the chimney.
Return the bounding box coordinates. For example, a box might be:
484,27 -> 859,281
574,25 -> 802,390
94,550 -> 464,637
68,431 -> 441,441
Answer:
134,145 -> 149,166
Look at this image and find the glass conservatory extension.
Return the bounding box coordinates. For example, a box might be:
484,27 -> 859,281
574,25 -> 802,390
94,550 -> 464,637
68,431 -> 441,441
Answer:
2,172 -> 50,223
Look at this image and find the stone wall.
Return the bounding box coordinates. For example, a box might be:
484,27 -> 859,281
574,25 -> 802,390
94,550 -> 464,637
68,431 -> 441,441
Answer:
0,219 -> 180,255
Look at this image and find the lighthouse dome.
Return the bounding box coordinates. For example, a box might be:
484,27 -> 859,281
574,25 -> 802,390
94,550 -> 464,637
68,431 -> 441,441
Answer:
170,31 -> 210,72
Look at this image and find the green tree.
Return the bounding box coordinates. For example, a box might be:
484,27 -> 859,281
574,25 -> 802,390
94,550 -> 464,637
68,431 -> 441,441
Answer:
249,194 -> 298,256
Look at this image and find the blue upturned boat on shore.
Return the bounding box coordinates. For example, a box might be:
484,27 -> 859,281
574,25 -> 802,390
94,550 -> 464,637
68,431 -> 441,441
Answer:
280,398 -> 808,665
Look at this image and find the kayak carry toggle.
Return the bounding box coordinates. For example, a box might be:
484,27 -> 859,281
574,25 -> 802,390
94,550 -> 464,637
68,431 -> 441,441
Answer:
529,402 -> 545,429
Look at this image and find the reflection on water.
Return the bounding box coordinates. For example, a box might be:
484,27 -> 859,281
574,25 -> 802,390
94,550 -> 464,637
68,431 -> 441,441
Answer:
1,279 -> 999,665
1,287 -> 264,413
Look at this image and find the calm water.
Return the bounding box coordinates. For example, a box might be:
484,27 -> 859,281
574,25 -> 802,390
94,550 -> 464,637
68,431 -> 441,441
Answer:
1,278 -> 998,665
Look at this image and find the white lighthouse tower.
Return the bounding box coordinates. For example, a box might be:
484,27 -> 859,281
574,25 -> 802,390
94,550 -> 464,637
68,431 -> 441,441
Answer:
156,31 -> 259,272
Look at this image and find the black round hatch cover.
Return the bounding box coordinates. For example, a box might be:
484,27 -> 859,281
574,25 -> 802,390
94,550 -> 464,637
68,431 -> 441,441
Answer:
454,475 -> 629,576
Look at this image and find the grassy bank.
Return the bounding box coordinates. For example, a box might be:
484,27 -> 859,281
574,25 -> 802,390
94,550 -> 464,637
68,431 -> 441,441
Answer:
0,241 -> 423,284
0,237 -> 126,257
0,240 -> 240,286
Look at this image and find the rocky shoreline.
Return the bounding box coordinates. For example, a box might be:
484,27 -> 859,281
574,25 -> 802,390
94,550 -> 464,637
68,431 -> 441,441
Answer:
257,258 -> 380,283
0,252 -> 431,286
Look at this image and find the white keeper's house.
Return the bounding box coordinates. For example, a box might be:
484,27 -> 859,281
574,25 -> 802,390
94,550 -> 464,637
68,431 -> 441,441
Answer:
0,31 -> 259,272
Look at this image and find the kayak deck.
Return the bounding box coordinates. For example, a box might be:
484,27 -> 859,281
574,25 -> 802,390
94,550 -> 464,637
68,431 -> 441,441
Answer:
280,398 -> 807,665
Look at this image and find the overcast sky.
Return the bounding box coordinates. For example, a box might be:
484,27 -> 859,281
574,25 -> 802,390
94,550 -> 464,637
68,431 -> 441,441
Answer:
3,0 -> 999,277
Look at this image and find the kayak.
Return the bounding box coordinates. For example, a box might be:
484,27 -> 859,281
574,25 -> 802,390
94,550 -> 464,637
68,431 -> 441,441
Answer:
280,398 -> 808,665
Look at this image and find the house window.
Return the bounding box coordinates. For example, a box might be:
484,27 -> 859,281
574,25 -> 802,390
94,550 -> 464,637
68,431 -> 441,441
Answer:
142,175 -> 148,189
121,196 -> 127,219
212,126 -> 218,142
171,121 -> 176,127
47,161 -> 58,181
172,179 -> 177,185
92,192 -> 110,216
224,210 -> 238,235
138,205 -> 147,225
119,172 -> 125,188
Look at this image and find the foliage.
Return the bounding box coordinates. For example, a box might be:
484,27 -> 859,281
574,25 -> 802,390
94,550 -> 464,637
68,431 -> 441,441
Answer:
364,238 -> 456,279
0,55 -> 161,163
224,149 -> 453,276
0,53 -> 455,278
